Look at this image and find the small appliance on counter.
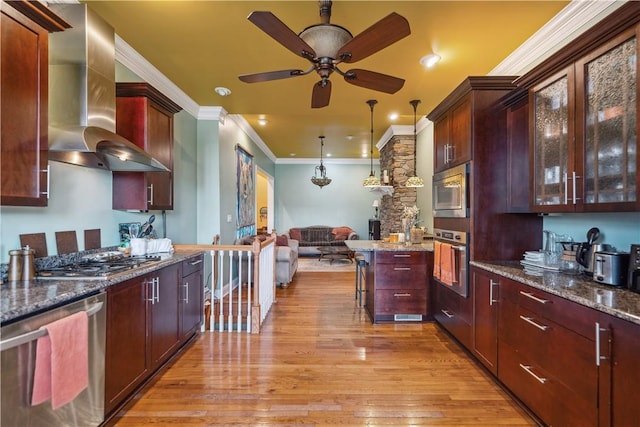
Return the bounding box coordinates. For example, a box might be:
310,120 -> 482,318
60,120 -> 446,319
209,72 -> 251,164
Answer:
593,251 -> 629,287
628,244 -> 640,293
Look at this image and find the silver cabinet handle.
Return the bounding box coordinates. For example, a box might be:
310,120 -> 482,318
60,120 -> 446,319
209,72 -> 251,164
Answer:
393,254 -> 411,258
441,309 -> 454,318
563,172 -> 569,205
519,315 -> 549,331
155,277 -> 160,303
183,281 -> 189,303
519,291 -> 550,304
40,165 -> 50,198
146,278 -> 155,303
394,293 -> 411,297
572,171 -> 581,203
519,364 -> 547,384
489,279 -> 499,306
0,301 -> 104,351
189,259 -> 203,266
393,267 -> 411,271
148,183 -> 154,206
443,143 -> 449,164
595,322 -> 608,366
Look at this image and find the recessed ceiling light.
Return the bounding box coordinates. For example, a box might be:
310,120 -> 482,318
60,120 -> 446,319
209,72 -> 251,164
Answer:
346,135 -> 353,140
327,153 -> 332,157
257,119 -> 268,126
420,53 -> 441,69
289,153 -> 296,157
214,86 -> 231,96
388,112 -> 399,121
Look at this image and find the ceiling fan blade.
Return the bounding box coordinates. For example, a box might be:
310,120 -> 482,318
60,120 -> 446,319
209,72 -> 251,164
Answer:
248,11 -> 316,59
239,69 -> 305,83
344,69 -> 405,94
337,12 -> 410,63
311,80 -> 332,109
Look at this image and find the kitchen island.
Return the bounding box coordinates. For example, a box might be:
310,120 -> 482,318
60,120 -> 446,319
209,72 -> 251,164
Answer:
346,240 -> 433,323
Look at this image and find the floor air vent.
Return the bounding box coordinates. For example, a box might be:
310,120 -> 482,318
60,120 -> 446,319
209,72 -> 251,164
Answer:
394,314 -> 423,322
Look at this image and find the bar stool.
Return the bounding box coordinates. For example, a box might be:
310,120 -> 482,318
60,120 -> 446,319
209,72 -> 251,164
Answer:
354,252 -> 367,306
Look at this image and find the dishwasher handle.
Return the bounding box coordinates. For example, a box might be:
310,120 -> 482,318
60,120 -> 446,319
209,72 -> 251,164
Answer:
0,301 -> 104,352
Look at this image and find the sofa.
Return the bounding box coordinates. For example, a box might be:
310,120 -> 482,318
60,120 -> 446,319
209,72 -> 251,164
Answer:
234,234 -> 298,288
286,226 -> 358,256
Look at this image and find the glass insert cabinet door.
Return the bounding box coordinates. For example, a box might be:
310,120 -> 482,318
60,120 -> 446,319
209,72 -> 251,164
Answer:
578,34 -> 637,206
532,71 -> 573,209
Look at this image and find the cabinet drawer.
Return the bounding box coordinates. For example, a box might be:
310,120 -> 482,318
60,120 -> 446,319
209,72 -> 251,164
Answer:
375,264 -> 427,289
375,289 -> 426,315
433,283 -> 471,348
375,251 -> 426,265
507,279 -> 598,339
499,341 -> 597,427
182,254 -> 204,277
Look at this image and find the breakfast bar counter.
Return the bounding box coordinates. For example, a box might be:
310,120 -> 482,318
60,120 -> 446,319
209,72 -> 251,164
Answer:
346,240 -> 433,323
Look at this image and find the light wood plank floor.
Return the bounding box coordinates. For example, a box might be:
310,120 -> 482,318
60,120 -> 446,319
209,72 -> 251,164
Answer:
111,271 -> 537,426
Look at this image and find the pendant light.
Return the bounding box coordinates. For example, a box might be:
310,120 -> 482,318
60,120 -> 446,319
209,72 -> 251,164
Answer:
405,99 -> 424,188
311,136 -> 332,188
363,99 -> 381,187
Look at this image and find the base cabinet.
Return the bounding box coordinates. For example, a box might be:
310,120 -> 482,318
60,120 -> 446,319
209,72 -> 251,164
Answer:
471,268 -> 499,375
432,281 -> 472,349
105,259 -> 202,417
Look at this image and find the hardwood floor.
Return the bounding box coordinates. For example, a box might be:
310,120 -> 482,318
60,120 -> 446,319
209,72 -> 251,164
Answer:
111,271 -> 537,426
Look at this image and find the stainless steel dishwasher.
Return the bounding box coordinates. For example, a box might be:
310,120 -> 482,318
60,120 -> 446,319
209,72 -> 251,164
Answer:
1,292 -> 106,426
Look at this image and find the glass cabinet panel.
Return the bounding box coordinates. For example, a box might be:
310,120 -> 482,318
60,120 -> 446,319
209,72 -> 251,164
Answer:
583,37 -> 637,204
533,76 -> 569,206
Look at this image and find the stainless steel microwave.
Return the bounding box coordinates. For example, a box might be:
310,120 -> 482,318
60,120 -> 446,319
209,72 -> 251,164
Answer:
433,163 -> 469,218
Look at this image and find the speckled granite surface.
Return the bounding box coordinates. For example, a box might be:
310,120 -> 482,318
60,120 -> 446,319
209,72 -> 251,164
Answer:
472,261 -> 640,325
1,252 -> 200,324
346,240 -> 434,252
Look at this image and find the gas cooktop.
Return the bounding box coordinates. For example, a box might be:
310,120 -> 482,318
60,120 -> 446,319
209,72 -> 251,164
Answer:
37,254 -> 162,280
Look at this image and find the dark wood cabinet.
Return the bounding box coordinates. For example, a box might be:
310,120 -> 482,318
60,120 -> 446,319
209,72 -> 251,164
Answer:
113,82 -> 182,211
432,280 -> 472,349
368,219 -> 380,240
471,267 -> 499,375
105,274 -> 149,414
105,260 -> 197,417
149,263 -> 181,366
0,2 -> 68,206
365,251 -> 430,323
515,4 -> 640,213
433,94 -> 472,172
180,254 -> 204,340
497,277 -> 600,427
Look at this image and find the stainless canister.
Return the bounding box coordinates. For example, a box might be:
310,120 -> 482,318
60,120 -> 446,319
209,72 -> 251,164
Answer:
7,246 -> 35,282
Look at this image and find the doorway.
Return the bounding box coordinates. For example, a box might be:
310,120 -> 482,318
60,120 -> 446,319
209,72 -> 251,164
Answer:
256,168 -> 274,234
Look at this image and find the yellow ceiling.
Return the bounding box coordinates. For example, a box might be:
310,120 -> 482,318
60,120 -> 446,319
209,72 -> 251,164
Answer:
84,1 -> 568,159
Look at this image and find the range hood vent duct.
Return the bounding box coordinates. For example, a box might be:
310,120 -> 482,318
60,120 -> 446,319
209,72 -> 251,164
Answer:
48,4 -> 169,172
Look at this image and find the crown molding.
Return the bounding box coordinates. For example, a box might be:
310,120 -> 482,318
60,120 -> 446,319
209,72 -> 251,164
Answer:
490,0 -> 625,76
227,115 -> 277,162
277,157 -> 377,165
198,107 -> 227,122
377,118 -> 431,150
115,35 -> 200,118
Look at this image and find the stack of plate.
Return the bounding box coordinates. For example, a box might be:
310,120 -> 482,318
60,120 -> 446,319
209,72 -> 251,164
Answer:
520,250 -> 560,271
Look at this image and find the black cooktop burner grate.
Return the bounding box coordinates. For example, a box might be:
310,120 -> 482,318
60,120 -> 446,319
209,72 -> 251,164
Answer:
37,255 -> 162,280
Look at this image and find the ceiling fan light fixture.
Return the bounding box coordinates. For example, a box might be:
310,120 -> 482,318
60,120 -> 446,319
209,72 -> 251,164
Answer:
420,53 -> 441,69
299,24 -> 352,58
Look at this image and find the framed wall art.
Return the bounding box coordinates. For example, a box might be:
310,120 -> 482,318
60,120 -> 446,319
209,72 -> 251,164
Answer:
236,145 -> 256,238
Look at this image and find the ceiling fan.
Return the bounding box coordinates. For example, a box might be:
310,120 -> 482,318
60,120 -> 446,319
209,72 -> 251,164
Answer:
238,0 -> 411,108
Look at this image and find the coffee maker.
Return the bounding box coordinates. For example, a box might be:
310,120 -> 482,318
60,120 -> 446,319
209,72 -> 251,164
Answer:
628,244 -> 640,294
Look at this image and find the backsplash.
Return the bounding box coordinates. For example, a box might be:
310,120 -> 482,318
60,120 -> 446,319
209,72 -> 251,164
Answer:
542,212 -> 640,252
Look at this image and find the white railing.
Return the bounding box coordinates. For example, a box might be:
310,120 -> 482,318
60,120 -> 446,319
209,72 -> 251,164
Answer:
174,235 -> 276,334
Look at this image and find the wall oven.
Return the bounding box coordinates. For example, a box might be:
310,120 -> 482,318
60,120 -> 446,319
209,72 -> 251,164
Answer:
433,163 -> 469,218
433,228 -> 469,297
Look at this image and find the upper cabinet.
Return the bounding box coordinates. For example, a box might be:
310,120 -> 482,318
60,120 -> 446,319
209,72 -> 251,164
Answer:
0,1 -> 69,206
517,4 -> 640,213
113,83 -> 182,211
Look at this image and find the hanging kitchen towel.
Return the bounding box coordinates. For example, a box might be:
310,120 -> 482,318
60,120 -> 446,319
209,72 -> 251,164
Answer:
433,241 -> 442,279
440,242 -> 454,286
31,311 -> 89,409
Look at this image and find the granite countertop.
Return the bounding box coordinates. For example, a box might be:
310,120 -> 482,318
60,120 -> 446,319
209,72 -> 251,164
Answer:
0,251 -> 202,324
346,240 -> 434,252
472,260 -> 640,326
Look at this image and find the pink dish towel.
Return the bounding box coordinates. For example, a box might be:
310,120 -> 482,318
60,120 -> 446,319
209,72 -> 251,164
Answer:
31,311 -> 89,409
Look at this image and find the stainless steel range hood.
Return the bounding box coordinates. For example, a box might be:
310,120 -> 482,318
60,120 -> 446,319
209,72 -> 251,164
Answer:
48,4 -> 169,172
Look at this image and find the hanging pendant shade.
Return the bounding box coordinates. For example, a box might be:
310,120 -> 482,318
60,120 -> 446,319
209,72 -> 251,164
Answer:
311,135 -> 332,188
406,99 -> 424,188
363,99 -> 381,187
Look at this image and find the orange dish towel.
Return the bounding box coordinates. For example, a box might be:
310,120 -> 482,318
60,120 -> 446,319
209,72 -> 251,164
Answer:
32,311 -> 89,409
433,241 -> 441,279
440,243 -> 454,286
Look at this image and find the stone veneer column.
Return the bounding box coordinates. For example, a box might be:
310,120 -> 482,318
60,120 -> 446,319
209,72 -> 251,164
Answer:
378,134 -> 417,238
